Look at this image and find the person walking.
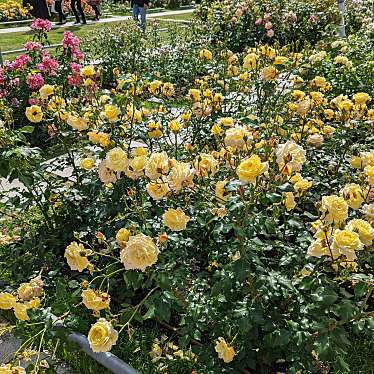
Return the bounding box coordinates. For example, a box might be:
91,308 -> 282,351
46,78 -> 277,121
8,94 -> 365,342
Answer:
87,0 -> 102,21
131,0 -> 149,32
54,0 -> 67,24
71,0 -> 87,24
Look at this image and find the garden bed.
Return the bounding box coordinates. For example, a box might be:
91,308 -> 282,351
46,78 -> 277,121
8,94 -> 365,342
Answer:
0,1 -> 374,373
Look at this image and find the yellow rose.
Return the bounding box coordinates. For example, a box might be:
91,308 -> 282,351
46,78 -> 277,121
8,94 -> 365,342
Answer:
215,180 -> 231,203
80,158 -> 95,170
39,84 -> 54,99
0,292 -> 16,310
224,126 -> 252,148
25,105 -> 43,123
98,159 -> 118,184
146,181 -> 170,200
149,80 -> 162,94
125,155 -> 147,179
350,155 -> 363,169
80,65 -> 95,78
283,192 -> 296,211
340,183 -> 364,210
218,117 -> 235,127
116,227 -> 131,246
365,165 -> 374,185
88,131 -> 111,147
0,364 -> 25,374
82,289 -> 110,311
120,234 -> 160,271
215,337 -> 236,363
199,49 -> 213,60
162,82 -> 175,97
346,219 -> 374,247
274,56 -> 288,65
28,297 -> 41,309
276,141 -> 306,173
17,283 -> 34,301
307,239 -> 330,258
306,134 -> 324,148
132,147 -> 148,157
353,92 -> 371,106
64,242 -> 92,272
332,229 -> 363,261
188,89 -> 201,102
102,104 -> 120,123
211,124 -> 222,135
243,53 -> 257,69
163,208 -> 190,232
13,303 -> 29,321
195,153 -> 219,177
360,152 -> 374,167
324,109 -> 335,120
261,66 -> 279,81
293,178 -> 313,196
236,154 -> 268,184
291,90 -> 306,101
67,114 -> 89,131
88,318 -> 118,352
168,119 -> 181,133
145,152 -> 169,180
168,162 -> 194,192
320,195 -> 349,225
106,147 -> 128,172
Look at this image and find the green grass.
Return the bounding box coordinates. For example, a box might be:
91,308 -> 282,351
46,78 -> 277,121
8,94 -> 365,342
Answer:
0,20 -> 131,54
332,335 -> 374,374
150,12 -> 194,21
0,9 -> 194,56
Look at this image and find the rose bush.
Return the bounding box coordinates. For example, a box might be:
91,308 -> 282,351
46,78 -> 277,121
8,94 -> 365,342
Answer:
0,7 -> 373,374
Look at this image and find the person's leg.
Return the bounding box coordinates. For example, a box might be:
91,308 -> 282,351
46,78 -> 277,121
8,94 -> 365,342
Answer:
76,0 -> 86,24
55,1 -> 65,23
132,3 -> 139,24
139,5 -> 146,32
70,0 -> 80,23
92,4 -> 100,20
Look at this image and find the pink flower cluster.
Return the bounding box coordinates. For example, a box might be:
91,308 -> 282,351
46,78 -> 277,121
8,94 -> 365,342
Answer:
63,31 -> 84,61
5,54 -> 32,71
255,13 -> 274,38
36,52 -> 59,76
31,18 -> 52,32
67,62 -> 83,86
26,73 -> 45,90
24,41 -> 43,52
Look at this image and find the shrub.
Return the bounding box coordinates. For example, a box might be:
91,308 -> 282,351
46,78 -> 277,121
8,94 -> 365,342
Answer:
195,0 -> 342,52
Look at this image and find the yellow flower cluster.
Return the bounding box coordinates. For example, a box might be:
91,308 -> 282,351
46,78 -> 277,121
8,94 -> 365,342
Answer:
0,275 -> 43,321
308,156 -> 374,270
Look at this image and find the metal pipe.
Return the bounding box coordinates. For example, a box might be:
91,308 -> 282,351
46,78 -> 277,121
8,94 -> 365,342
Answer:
67,332 -> 139,374
52,320 -> 139,374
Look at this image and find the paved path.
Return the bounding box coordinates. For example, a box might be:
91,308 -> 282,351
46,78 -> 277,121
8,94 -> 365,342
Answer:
0,9 -> 193,35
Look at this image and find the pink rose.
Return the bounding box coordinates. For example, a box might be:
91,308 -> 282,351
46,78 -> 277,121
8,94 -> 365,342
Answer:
265,22 -> 273,30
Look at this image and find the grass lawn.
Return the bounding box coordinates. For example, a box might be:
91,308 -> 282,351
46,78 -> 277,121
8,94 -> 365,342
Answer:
0,20 -> 132,55
0,10 -> 194,58
150,12 -> 194,21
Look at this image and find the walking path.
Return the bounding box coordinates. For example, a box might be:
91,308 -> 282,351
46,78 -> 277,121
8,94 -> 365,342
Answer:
0,9 -> 193,34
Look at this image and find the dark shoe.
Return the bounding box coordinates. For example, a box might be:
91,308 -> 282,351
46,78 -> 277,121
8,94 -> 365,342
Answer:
81,21 -> 87,24
73,20 -> 81,25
